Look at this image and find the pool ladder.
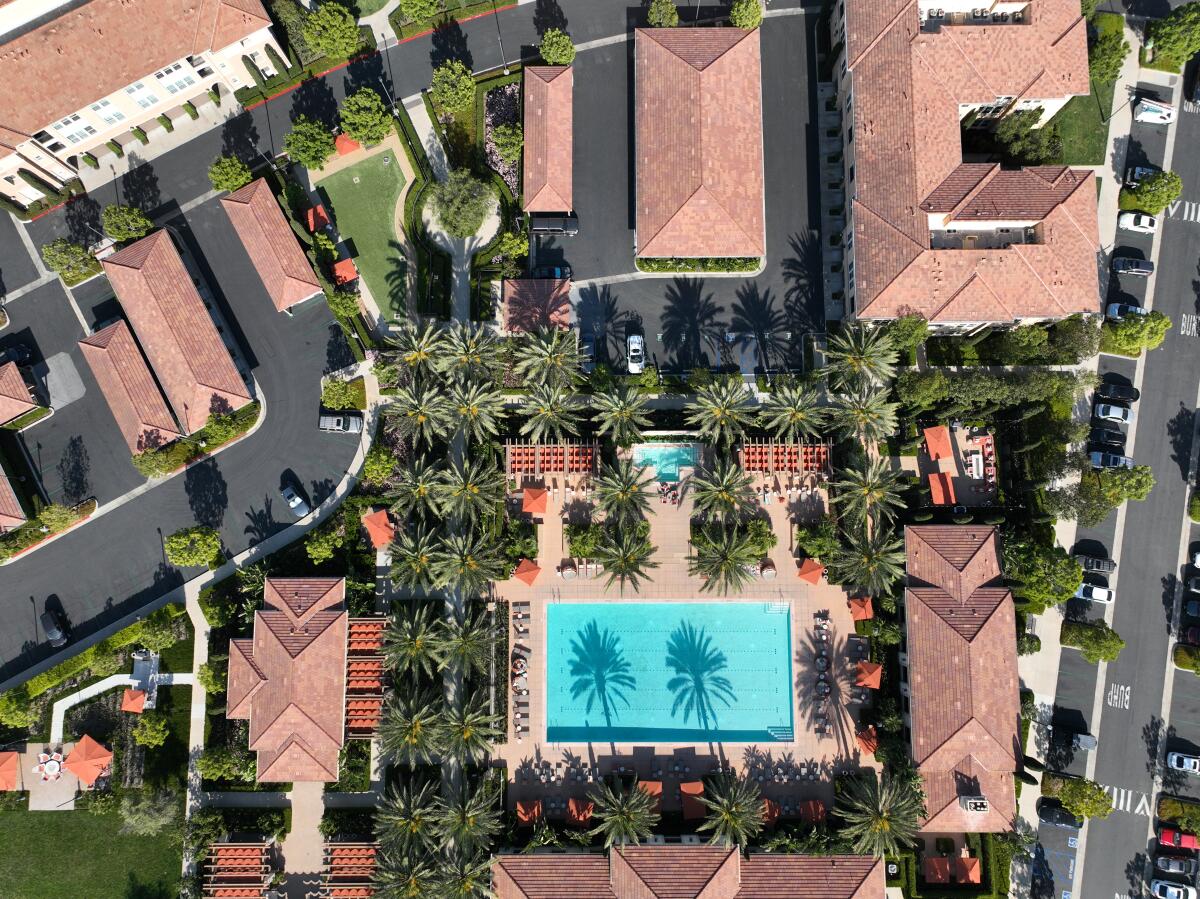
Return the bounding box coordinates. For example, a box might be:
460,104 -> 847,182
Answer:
765,602 -> 790,615
768,726 -> 794,741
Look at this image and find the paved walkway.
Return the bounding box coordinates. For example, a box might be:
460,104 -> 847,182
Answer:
359,0 -> 402,47
422,199 -> 500,321
279,782 -> 326,899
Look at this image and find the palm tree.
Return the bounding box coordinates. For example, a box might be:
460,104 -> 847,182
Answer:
826,323 -> 898,389
589,780 -> 661,848
388,456 -> 441,520
378,689 -> 443,767
690,526 -> 760,595
834,771 -> 925,857
685,379 -> 756,448
373,845 -> 436,899
447,380 -> 505,444
434,851 -> 495,899
593,459 -> 655,527
383,602 -> 442,680
437,457 -> 506,523
592,384 -> 652,448
389,525 -> 439,591
440,321 -> 501,383
829,384 -> 899,445
384,382 -> 452,448
664,621 -> 736,729
431,531 -> 506,594
832,458 -> 907,528
593,527 -> 658,594
434,781 -> 502,854
235,560 -> 269,598
386,321 -> 446,382
689,460 -> 756,522
696,776 -> 765,849
376,778 -> 439,856
436,608 -> 492,679
520,382 -> 581,443
568,620 -> 637,728
758,382 -> 826,442
512,327 -> 582,387
438,691 -> 500,765
828,527 -> 906,596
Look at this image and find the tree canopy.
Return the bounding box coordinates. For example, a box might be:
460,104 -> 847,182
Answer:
1003,538 -> 1083,614
40,239 -> 94,282
1126,170 -> 1183,214
208,155 -> 252,193
1089,30 -> 1129,83
284,116 -> 335,170
164,525 -> 221,567
340,87 -> 392,145
540,28 -> 576,65
302,1 -> 361,59
647,0 -> 680,27
430,169 -> 494,238
430,60 -> 476,115
101,204 -> 154,242
729,0 -> 764,29
1147,2 -> 1200,70
1101,310 -> 1171,356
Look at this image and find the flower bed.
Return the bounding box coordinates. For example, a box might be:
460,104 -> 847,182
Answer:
482,78 -> 521,198
635,256 -> 761,274
2,405 -> 52,431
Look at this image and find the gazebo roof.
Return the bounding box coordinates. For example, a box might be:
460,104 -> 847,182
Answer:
360,508 -> 395,550
849,596 -> 874,621
521,487 -> 548,514
797,558 -> 825,584
120,689 -> 146,714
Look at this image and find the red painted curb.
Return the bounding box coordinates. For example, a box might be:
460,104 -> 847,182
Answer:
245,50 -> 379,112
397,4 -> 512,45
29,198 -> 69,222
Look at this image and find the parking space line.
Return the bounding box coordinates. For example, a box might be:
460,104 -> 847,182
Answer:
9,211 -> 49,279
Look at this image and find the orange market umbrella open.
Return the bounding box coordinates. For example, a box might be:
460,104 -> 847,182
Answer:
856,725 -> 878,754
0,752 -> 18,790
798,799 -> 826,823
514,559 -> 541,586
923,425 -> 953,462
566,797 -> 594,826
516,799 -> 542,824
680,781 -> 706,820
522,487 -> 548,514
639,780 -> 663,814
361,508 -> 395,550
64,735 -> 112,787
856,661 -> 883,689
797,558 -> 825,584
923,857 -> 951,884
955,857 -> 981,884
848,596 -> 874,621
334,133 -> 361,156
120,689 -> 146,714
762,798 -> 780,826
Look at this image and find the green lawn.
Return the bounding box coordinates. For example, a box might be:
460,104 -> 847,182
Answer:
318,155 -> 407,323
1047,12 -> 1123,165
0,808 -> 181,897
143,685 -> 193,791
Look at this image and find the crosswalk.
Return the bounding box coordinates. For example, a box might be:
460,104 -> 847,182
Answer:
1099,783 -> 1152,817
1167,200 -> 1200,222
1185,99 -> 1200,115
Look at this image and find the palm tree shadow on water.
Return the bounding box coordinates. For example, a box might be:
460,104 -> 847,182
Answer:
568,620 -> 637,729
665,621 -> 736,732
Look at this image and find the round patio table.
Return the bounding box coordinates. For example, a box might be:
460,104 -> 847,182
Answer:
562,567 -> 577,580
761,564 -> 777,581
43,759 -> 60,777
815,657 -> 829,671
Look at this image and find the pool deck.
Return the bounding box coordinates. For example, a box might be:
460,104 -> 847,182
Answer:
493,462 -> 879,815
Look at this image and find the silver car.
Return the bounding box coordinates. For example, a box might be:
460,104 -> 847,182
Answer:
1095,403 -> 1135,424
280,483 -> 310,518
318,412 -> 363,433
626,333 -> 646,374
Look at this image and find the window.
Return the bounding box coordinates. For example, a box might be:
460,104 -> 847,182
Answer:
154,62 -> 196,95
90,99 -> 125,126
125,81 -> 159,109
51,113 -> 95,145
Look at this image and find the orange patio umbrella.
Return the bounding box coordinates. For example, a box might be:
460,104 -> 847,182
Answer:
797,558 -> 825,584
923,857 -> 951,884
334,132 -> 361,156
955,856 -> 981,884
64,735 -> 112,787
848,596 -> 874,621
0,752 -> 18,791
120,688 -> 146,714
522,487 -> 548,514
516,799 -> 542,824
566,797 -> 594,826
361,508 -> 395,550
856,725 -> 878,754
856,660 -> 883,689
798,799 -> 826,823
761,798 -> 781,826
513,559 -> 541,586
680,781 -> 706,820
639,780 -> 663,814
333,258 -> 359,285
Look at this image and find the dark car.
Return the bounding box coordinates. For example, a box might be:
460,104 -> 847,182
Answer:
40,609 -> 68,647
1184,627 -> 1200,645
1111,255 -> 1155,276
1186,600 -> 1200,618
533,264 -> 572,280
0,344 -> 32,366
1096,382 -> 1140,403
530,214 -> 579,235
1089,451 -> 1134,470
1156,854 -> 1199,876
1036,800 -> 1082,829
1074,553 -> 1117,573
1159,827 -> 1200,851
1088,426 -> 1126,449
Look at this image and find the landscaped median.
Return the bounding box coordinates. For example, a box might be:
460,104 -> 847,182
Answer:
0,499 -> 97,564
389,0 -> 517,41
131,402 -> 261,478
634,256 -> 764,275
2,404 -> 52,431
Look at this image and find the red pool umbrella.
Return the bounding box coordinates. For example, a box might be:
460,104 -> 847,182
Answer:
680,781 -> 706,820
639,780 -> 663,814
797,558 -> 825,584
848,596 -> 874,621
514,559 -> 541,586
856,661 -> 883,689
522,487 -> 548,514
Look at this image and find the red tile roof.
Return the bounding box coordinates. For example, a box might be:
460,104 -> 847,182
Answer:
332,258 -> 359,285
929,471 -> 956,505
634,28 -> 765,258
0,0 -> 271,142
502,279 -> 571,333
226,577 -> 348,782
0,752 -> 17,791
0,473 -> 26,533
221,179 -> 322,312
845,0 -> 1095,323
493,854 -> 613,898
0,361 -> 34,426
102,231 -> 251,434
120,688 -> 147,713
737,855 -> 883,897
79,321 -> 182,452
904,525 -> 1018,832
523,66 -> 574,213
360,508 -> 394,550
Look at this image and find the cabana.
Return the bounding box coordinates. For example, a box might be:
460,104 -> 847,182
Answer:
120,689 -> 146,714
517,799 -> 543,824
640,780 -> 663,814
680,781 -> 706,820
566,797 -> 594,826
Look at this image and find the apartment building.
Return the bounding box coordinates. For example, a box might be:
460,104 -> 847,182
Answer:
0,0 -> 282,207
830,0 -> 1099,329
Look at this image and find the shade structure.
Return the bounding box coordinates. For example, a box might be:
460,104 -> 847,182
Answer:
120,689 -> 146,714
516,799 -> 542,824
923,857 -> 951,884
856,660 -> 883,689
923,425 -> 953,462
335,133 -> 361,156
513,558 -> 541,586
0,752 -> 18,790
522,487 -> 548,514
680,780 -> 706,820
332,258 -> 359,285
305,205 -> 330,232
639,780 -> 663,814
762,798 -> 780,826
856,725 -> 878,754
797,799 -> 826,823
566,797 -> 594,826
361,508 -> 395,550
929,471 -> 957,505
848,596 -> 874,621
797,558 -> 825,584
64,735 -> 112,786
955,857 -> 981,884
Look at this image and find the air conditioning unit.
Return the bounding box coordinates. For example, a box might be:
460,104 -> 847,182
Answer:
681,835 -> 702,845
647,834 -> 666,845
960,796 -> 990,813
1013,10 -> 1023,21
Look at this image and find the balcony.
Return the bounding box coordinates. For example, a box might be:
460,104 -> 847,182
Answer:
929,226 -> 1038,250
920,7 -> 1028,31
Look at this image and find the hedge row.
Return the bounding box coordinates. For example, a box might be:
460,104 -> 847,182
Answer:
888,833 -> 1011,898
131,402 -> 261,478
0,176 -> 84,221
636,256 -> 762,273
2,405 -> 52,431
233,27 -> 376,107
389,0 -> 518,39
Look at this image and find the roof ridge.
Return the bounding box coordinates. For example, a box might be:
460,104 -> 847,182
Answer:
936,26 -> 999,99
848,0 -> 917,70
851,198 -> 928,255
1007,242 -> 1068,314
1050,174 -> 1102,251
934,272 -> 1010,322
944,164 -> 1001,219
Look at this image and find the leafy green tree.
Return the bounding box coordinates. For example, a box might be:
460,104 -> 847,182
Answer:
594,526 -> 658,594
697,776 -> 764,847
132,710 -> 169,747
647,0 -> 680,27
729,0 -> 763,28
1126,170 -> 1183,214
691,526 -> 760,595
382,382 -> 452,447
101,204 -> 154,242
438,691 -> 500,764
830,384 -> 899,444
197,654 -> 228,694
593,383 -> 652,447
1147,2 -> 1200,69
208,155 -> 252,192
1060,464 -> 1156,527
594,459 -> 655,527
379,690 -> 443,767
689,459 -> 756,522
513,328 -> 583,386
436,456 -> 505,522
831,458 -> 907,528
1102,310 -> 1172,356
685,379 -> 756,447
590,781 -> 661,847
38,503 -> 78,533
137,609 -> 179,652
894,369 -> 949,412
447,380 -> 505,444
119,791 -> 179,836
540,28 -> 576,65
429,59 -> 476,115
284,115 -> 335,170
884,314 -> 929,358
389,525 -> 439,590
340,87 -> 392,145
376,778 -> 439,854
1055,776 -> 1114,819
164,525 -> 222,567
491,122 -> 523,166
305,517 -> 346,563
1089,29 -> 1129,83
758,382 -> 825,441
1062,620 -> 1125,663
520,381 -> 582,442
388,456 -> 441,519
432,531 -> 505,593
361,444 -> 399,487
302,1 -> 361,59
835,772 -> 925,857
41,238 -> 95,282
1003,539 -> 1082,614
828,528 -> 905,596
399,0 -> 443,23
430,169 -> 494,237
196,745 -> 256,782
994,108 -> 1062,165
321,376 -> 361,409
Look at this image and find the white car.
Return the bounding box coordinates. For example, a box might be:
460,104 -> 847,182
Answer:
1151,880 -> 1197,899
1168,752 -> 1200,776
1075,583 -> 1114,604
1118,212 -> 1158,234
1135,99 -> 1177,124
626,333 -> 645,374
1095,403 -> 1135,425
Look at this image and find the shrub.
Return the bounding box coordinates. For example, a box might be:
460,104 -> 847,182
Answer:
208,155 -> 252,193
647,0 -> 680,27
131,126 -> 149,144
491,122 -> 524,166
132,711 -> 170,747
1160,796 -> 1200,832
361,444 -> 399,486
0,686 -> 35,728
302,2 -> 361,59
164,525 -> 222,567
208,87 -> 222,106
101,204 -> 154,242
265,42 -> 291,78
197,745 -> 256,783
399,0 -> 442,21
41,239 -> 95,282
1061,619 -> 1125,663
156,114 -> 174,133
119,791 -> 180,836
321,376 -> 362,409
1190,492 -> 1200,523
38,502 -> 79,534
340,87 -> 392,145
183,101 -> 199,120
430,169 -> 494,237
107,139 -> 124,158
1089,29 -> 1129,82
1044,775 -> 1113,820
1175,643 -> 1200,674
305,517 -> 345,563
198,655 -> 228,694
429,59 -> 475,116
1017,632 -> 1042,655
284,116 -> 335,171
729,0 -> 764,28
539,28 -> 576,65
81,152 -> 99,168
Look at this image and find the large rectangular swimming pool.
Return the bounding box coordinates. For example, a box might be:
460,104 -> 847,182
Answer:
545,602 -> 794,744
631,443 -> 698,483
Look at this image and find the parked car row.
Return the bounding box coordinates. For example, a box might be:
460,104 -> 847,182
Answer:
1155,825 -> 1200,898
1090,380 -> 1138,474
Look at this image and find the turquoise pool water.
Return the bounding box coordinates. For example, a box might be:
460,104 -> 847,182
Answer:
631,443 -> 698,483
545,602 -> 794,744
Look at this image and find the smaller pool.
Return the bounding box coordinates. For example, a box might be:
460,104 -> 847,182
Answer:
632,443 -> 697,483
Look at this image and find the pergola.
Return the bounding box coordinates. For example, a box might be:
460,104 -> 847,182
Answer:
738,440 -> 832,475
504,439 -> 600,477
